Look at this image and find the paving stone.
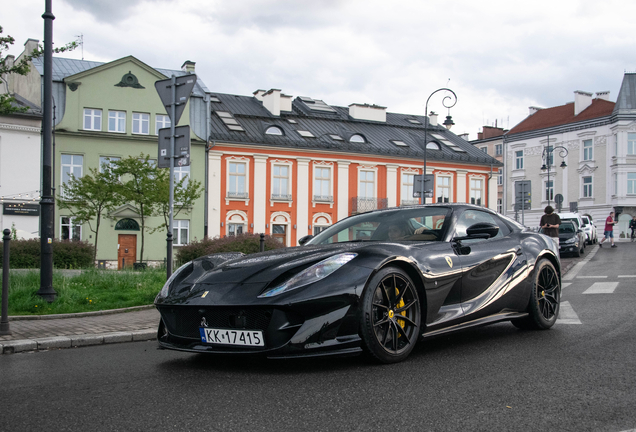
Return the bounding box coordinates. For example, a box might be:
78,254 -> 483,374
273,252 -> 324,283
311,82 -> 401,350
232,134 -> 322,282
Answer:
71,335 -> 104,347
103,332 -> 133,344
37,337 -> 72,350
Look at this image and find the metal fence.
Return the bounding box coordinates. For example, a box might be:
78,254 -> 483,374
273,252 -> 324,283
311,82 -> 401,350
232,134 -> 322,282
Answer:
351,197 -> 388,214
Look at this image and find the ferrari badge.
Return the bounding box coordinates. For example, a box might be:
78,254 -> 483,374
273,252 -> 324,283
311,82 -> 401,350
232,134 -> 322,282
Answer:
445,256 -> 453,268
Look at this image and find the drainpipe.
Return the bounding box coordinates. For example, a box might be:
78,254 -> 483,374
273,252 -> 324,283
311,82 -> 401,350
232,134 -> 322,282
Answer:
204,94 -> 210,238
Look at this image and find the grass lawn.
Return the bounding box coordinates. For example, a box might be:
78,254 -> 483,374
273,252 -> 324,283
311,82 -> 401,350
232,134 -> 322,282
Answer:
3,268 -> 166,316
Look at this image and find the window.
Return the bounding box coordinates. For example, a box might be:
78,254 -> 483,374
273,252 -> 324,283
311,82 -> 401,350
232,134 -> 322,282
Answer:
615,173 -> 618,195
426,142 -> 441,150
497,168 -> 503,185
329,134 -> 343,141
174,166 -> 190,188
349,134 -> 365,143
297,130 -> 315,138
401,173 -> 417,205
583,139 -> 593,161
314,225 -> 329,235
132,112 -> 149,135
228,162 -> 247,198
60,216 -> 81,241
272,224 -> 286,244
216,111 -> 245,132
228,223 -> 244,236
628,133 -> 636,155
272,165 -> 290,200
108,110 -> 126,133
391,140 -> 408,147
436,176 -> 451,203
469,178 -> 483,205
83,109 -> 102,131
628,173 -> 636,194
314,167 -> 332,201
359,171 -> 375,198
582,176 -> 592,198
546,146 -> 554,166
497,198 -> 503,214
515,151 -> 524,169
265,126 -> 283,136
495,144 -> 502,156
61,154 -> 83,198
454,210 -> 509,242
99,156 -> 120,173
545,180 -> 554,201
172,220 -> 189,245
156,114 -> 171,134
480,147 -> 488,154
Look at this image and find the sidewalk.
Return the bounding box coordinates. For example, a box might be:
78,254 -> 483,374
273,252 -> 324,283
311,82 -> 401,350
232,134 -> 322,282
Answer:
0,259 -> 578,355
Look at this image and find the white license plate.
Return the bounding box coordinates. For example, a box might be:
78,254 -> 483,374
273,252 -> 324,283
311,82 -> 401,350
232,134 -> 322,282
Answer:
199,328 -> 265,347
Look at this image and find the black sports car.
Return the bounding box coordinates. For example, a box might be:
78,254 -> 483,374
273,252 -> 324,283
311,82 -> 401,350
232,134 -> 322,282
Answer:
155,204 -> 562,363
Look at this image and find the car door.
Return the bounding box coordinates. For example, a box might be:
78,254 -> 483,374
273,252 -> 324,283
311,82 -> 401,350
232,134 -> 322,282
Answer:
452,209 -> 529,319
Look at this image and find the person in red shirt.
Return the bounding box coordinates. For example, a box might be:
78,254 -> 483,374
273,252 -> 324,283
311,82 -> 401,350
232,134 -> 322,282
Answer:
599,211 -> 618,248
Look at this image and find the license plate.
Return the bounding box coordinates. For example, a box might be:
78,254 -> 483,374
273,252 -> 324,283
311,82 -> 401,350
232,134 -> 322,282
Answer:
199,328 -> 265,347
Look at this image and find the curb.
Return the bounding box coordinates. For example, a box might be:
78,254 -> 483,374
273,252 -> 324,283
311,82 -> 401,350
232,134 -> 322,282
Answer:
0,329 -> 156,355
8,304 -> 155,321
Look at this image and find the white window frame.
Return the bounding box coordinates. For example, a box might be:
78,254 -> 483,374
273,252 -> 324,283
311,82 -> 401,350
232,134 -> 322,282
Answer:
628,133 -> 636,155
174,165 -> 190,188
132,112 -> 150,135
436,175 -> 452,203
583,139 -> 593,161
515,151 -> 524,170
226,157 -> 250,203
61,154 -> 83,199
497,198 -> 503,214
313,163 -> 334,206
582,176 -> 593,198
60,216 -> 81,241
99,156 -> 120,174
401,173 -> 418,205
358,168 -> 377,199
495,144 -> 502,156
83,108 -> 102,131
271,162 -> 292,201
172,220 -> 189,245
155,114 -> 171,135
108,110 -> 126,133
469,177 -> 483,206
270,212 -> 291,246
497,168 -> 503,185
226,210 -> 248,236
628,173 -> 636,195
480,147 -> 488,154
312,213 -> 332,236
545,179 -> 554,202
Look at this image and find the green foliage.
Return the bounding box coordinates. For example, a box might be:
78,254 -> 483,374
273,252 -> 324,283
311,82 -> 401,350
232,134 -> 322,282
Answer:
5,268 -> 166,315
150,167 -> 203,235
1,25 -> 77,115
0,238 -> 95,269
176,233 -> 287,264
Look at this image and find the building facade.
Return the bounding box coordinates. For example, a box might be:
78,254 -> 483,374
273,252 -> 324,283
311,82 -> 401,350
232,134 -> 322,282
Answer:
470,126 -> 506,214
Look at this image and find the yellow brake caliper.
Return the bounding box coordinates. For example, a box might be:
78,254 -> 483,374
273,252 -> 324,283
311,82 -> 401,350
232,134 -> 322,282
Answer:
395,288 -> 406,332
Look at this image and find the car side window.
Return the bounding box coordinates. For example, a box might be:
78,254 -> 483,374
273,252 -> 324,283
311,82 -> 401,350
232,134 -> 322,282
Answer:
455,210 -> 508,240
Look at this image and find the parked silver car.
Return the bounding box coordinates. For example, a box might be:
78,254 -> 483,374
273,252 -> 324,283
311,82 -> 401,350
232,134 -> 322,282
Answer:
581,215 -> 598,244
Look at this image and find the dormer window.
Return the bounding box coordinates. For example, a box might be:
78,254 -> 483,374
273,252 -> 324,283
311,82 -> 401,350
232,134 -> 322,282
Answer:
426,142 -> 441,150
407,119 -> 421,125
265,126 -> 284,136
349,134 -> 366,143
329,134 -> 343,141
297,130 -> 315,138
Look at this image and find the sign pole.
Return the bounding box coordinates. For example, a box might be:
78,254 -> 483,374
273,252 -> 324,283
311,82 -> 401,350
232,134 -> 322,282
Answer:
167,75 -> 176,278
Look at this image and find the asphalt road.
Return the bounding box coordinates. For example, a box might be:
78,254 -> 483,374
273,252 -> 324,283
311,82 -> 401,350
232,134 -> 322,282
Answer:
1,243 -> 635,432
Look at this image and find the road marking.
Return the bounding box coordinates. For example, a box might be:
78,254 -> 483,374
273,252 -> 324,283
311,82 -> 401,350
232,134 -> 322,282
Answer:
557,301 -> 581,325
577,276 -> 608,279
618,275 -> 636,278
563,245 -> 600,281
582,282 -> 619,294
562,282 -> 572,288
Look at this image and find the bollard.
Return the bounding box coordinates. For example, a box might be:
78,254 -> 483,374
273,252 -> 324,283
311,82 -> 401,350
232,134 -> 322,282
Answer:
260,233 -> 265,252
122,258 -> 125,270
1,228 -> 12,335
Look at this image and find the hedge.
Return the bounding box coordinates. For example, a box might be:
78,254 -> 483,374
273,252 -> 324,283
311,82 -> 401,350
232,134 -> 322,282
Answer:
176,233 -> 287,264
0,238 -> 95,269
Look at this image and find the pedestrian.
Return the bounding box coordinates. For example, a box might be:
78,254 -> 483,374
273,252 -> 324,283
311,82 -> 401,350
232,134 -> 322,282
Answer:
599,211 -> 618,248
629,216 -> 636,242
540,205 -> 561,247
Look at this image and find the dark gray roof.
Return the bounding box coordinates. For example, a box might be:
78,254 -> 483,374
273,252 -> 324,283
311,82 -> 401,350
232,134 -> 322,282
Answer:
207,93 -> 502,166
32,57 -> 210,97
613,73 -> 636,116
2,93 -> 42,118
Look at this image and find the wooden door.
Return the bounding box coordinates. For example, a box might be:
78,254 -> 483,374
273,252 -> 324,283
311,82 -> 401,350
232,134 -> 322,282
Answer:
118,234 -> 137,270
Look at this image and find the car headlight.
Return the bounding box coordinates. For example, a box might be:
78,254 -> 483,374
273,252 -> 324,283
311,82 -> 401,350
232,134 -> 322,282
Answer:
258,253 -> 357,298
156,262 -> 193,300
563,237 -> 576,244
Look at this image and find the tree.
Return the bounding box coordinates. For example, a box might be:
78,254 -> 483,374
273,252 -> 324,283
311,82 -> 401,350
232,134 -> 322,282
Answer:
112,155 -> 160,264
150,167 -> 203,239
0,25 -> 76,115
56,166 -> 119,263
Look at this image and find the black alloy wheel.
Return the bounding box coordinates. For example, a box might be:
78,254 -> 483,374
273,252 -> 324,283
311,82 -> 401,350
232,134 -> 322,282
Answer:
512,259 -> 560,330
359,267 -> 421,364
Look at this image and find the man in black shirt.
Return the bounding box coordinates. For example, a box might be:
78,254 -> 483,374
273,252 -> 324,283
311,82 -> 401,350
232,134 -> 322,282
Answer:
540,206 -> 561,246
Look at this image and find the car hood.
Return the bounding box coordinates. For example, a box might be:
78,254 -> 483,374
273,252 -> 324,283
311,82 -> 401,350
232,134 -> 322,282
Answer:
558,232 -> 578,240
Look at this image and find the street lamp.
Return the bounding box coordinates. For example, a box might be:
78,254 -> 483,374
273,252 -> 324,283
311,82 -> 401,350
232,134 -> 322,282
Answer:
419,88 -> 457,204
540,137 -> 568,208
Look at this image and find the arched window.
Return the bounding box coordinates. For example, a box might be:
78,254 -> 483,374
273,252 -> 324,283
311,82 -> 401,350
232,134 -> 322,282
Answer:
349,134 -> 365,143
265,126 -> 283,136
114,218 -> 140,231
426,142 -> 440,150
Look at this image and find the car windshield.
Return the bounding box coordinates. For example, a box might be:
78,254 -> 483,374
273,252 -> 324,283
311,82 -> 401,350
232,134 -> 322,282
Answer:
308,206 -> 451,245
559,222 -> 576,234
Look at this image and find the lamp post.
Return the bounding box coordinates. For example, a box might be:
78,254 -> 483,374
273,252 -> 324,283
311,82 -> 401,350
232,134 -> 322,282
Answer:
420,88 -> 457,203
540,137 -> 568,208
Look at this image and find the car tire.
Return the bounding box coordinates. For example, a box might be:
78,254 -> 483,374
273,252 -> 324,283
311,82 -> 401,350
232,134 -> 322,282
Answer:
359,266 -> 421,364
574,245 -> 581,257
512,259 -> 560,330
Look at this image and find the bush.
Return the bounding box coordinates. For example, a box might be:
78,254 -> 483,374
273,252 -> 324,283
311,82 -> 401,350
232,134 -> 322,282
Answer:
0,238 -> 95,269
176,233 -> 287,264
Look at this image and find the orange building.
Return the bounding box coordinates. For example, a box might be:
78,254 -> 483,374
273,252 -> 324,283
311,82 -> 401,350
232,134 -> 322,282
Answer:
206,89 -> 502,246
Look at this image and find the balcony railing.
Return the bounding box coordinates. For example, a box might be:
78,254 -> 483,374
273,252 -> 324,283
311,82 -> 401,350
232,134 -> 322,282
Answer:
313,195 -> 333,202
271,194 -> 292,201
351,197 -> 388,214
227,192 -> 249,199
400,199 -> 419,206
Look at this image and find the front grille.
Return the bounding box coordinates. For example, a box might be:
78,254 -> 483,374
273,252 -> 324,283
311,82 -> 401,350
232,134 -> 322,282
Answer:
160,306 -> 273,339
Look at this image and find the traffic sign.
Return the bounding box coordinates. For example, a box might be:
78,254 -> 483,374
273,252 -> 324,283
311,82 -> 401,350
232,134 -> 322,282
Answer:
155,74 -> 197,125
413,174 -> 434,198
158,126 -> 191,168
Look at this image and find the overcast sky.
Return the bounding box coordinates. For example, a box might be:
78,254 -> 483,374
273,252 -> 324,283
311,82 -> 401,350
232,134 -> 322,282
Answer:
4,0 -> 636,140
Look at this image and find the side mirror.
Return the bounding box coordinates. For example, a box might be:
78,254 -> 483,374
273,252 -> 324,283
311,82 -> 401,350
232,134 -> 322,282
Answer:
466,222 -> 499,239
298,235 -> 314,246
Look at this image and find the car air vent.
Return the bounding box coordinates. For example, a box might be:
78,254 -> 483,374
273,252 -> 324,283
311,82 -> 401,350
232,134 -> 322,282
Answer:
201,260 -> 215,271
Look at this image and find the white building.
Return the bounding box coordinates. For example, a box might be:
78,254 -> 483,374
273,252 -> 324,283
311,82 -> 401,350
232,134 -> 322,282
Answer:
504,73 -> 636,236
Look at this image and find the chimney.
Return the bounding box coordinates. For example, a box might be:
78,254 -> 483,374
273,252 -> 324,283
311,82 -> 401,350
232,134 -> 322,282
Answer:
280,94 -> 292,112
181,60 -> 196,74
596,91 -> 610,101
457,133 -> 470,141
428,111 -> 438,126
529,106 -> 542,115
253,89 -> 266,101
23,39 -> 39,56
262,89 -> 282,116
348,103 -> 387,122
481,126 -> 504,139
574,90 -> 593,115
